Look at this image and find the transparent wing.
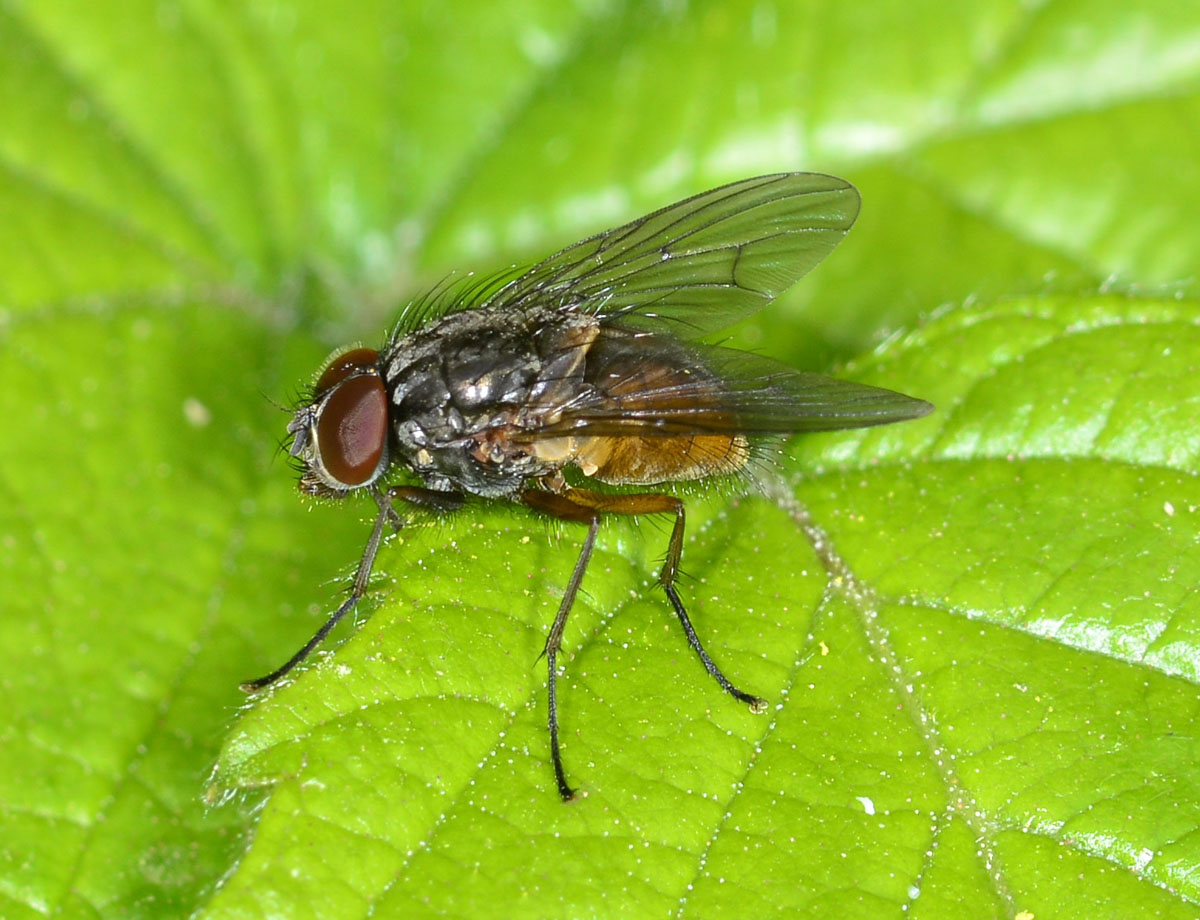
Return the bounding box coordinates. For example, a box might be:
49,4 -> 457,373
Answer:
516,333 -> 932,441
484,173 -> 860,339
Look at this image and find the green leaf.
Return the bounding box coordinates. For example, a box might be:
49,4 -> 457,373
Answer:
2,2 -> 1199,920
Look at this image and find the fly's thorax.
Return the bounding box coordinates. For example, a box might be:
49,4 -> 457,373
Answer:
380,307 -> 601,497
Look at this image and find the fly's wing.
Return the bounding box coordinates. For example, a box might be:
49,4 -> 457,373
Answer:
483,173 -> 860,339
516,334 -> 932,441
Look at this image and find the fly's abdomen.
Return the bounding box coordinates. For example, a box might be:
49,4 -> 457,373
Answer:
573,344 -> 750,484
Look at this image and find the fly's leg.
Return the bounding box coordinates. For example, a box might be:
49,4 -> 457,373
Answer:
241,484 -> 464,692
566,489 -> 767,713
521,487 -> 766,802
240,488 -> 390,692
520,489 -> 601,801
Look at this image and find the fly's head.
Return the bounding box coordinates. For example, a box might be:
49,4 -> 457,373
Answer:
287,347 -> 390,499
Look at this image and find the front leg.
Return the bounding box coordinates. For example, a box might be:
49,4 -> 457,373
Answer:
241,484 -> 464,692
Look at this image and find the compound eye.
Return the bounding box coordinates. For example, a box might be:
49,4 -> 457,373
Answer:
316,347 -> 380,395
315,374 -> 388,487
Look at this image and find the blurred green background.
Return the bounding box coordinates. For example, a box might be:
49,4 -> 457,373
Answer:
2,1 -> 1199,918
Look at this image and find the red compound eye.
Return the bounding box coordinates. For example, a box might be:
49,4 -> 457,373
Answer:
315,373 -> 388,487
316,347 -> 380,394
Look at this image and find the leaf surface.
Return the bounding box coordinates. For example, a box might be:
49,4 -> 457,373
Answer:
1,2 -> 1198,918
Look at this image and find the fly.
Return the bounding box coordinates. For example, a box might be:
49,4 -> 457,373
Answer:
241,173 -> 933,800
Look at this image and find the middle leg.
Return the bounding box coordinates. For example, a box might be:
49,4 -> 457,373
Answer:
561,489 -> 767,712
520,488 -> 601,801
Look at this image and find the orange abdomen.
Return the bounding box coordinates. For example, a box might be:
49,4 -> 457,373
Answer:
574,431 -> 749,484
